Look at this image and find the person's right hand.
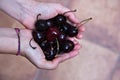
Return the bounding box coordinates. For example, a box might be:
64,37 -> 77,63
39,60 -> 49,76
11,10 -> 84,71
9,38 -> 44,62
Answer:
20,29 -> 80,69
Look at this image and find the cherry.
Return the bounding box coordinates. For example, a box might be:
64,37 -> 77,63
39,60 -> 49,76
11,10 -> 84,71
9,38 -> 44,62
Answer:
35,20 -> 49,32
58,32 -> 66,42
32,30 -> 46,43
46,19 -> 55,27
68,26 -> 78,37
46,27 -> 60,42
59,22 -> 70,34
60,40 -> 74,53
44,46 -> 57,60
35,14 -> 49,32
54,14 -> 66,25
54,9 -> 76,25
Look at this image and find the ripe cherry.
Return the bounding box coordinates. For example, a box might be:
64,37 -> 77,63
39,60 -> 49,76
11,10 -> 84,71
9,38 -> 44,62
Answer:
54,9 -> 76,25
35,14 -> 49,32
58,32 -> 66,42
68,26 -> 78,37
46,27 -> 60,42
54,14 -> 66,25
60,40 -> 74,53
35,20 -> 49,32
59,22 -> 70,34
44,46 -> 57,60
32,30 -> 46,43
46,19 -> 55,27
39,40 -> 50,51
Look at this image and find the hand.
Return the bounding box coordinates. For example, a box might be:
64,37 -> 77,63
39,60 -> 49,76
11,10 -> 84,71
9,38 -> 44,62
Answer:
17,1 -> 85,39
17,2 -> 84,69
0,0 -> 84,69
20,29 -> 81,69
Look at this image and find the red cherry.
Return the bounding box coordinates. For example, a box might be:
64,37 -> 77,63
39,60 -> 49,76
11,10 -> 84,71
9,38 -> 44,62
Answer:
46,27 -> 60,42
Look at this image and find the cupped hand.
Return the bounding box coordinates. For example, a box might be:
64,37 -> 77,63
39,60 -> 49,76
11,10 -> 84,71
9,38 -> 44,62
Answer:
20,29 -> 81,69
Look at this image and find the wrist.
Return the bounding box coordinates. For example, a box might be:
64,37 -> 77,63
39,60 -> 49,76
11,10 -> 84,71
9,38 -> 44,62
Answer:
0,28 -> 18,55
0,28 -> 28,56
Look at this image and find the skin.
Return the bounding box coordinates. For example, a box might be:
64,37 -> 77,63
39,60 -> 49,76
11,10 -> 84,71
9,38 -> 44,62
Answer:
0,0 -> 84,69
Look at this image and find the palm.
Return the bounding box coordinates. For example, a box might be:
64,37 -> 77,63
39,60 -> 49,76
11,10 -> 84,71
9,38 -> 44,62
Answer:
21,29 -> 80,69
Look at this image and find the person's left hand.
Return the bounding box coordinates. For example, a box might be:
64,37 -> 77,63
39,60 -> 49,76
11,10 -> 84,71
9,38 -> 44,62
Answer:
20,29 -> 81,69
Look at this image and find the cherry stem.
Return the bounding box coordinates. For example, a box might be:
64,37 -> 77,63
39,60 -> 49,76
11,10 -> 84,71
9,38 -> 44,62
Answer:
29,38 -> 37,49
36,13 -> 41,20
63,9 -> 77,15
56,38 -> 60,54
77,17 -> 92,27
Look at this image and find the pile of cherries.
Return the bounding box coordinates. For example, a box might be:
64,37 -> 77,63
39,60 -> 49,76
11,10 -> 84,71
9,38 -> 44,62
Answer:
31,10 -> 91,60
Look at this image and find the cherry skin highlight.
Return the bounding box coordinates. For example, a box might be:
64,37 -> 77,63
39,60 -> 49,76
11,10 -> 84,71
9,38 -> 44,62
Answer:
46,27 -> 60,42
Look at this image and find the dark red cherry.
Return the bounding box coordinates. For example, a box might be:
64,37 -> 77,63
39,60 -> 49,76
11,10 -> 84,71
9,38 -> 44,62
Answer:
46,27 -> 60,41
59,22 -> 71,34
54,10 -> 77,25
35,20 -> 48,32
54,14 -> 66,25
60,40 -> 74,53
68,26 -> 78,37
46,19 -> 55,27
58,32 -> 66,41
44,47 -> 57,60
39,40 -> 50,50
32,30 -> 46,43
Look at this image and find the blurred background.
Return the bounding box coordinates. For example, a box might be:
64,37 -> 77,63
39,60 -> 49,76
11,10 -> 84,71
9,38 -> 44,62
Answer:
0,0 -> 120,80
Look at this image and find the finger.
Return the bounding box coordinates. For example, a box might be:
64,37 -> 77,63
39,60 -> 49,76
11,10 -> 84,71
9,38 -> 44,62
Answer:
67,37 -> 78,44
66,13 -> 79,24
76,26 -> 85,39
78,26 -> 85,32
76,33 -> 83,39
